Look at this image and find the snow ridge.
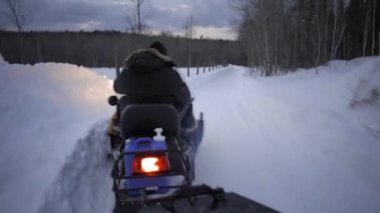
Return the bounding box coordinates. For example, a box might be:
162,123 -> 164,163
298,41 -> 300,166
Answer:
39,121 -> 114,213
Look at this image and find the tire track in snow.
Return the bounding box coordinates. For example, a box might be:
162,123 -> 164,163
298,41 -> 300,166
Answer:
39,121 -> 114,213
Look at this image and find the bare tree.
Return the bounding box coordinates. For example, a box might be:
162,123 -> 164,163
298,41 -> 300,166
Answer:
1,0 -> 30,32
126,0 -> 147,33
234,0 -> 290,76
232,0 -> 380,75
362,0 -> 372,56
371,0 -> 377,56
184,15 -> 196,39
330,0 -> 347,59
183,15 -> 196,76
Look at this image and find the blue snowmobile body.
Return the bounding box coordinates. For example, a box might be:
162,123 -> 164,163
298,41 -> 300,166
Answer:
108,96 -> 278,212
109,98 -> 203,201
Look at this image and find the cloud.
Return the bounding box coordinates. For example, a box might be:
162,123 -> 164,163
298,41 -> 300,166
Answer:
149,25 -> 236,41
17,0 -> 236,39
145,0 -> 233,28
22,0 -> 124,30
194,26 -> 237,40
178,4 -> 189,9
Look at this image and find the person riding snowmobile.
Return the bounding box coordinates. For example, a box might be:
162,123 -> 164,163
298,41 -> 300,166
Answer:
108,41 -> 195,147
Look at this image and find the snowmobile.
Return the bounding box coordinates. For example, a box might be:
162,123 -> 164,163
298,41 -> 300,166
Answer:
107,96 -> 278,213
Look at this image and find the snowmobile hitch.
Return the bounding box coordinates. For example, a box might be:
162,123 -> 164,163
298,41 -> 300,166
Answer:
116,184 -> 226,213
154,185 -> 226,213
161,184 -> 225,208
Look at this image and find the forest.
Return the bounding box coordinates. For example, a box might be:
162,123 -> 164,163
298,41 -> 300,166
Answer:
0,0 -> 379,74
0,31 -> 243,68
234,0 -> 380,75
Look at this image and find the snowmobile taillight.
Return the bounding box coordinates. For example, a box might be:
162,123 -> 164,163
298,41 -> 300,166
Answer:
132,154 -> 170,175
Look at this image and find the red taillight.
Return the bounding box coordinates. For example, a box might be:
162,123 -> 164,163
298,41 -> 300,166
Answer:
132,154 -> 170,175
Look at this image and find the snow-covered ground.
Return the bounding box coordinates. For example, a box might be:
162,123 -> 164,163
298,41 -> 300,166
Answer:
0,54 -> 379,213
0,56 -> 114,213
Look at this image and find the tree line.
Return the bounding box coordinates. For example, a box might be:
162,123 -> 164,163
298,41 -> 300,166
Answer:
234,0 -> 380,76
0,30 -> 244,68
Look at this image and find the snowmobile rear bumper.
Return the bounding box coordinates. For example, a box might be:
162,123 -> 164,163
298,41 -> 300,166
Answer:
113,184 -> 278,213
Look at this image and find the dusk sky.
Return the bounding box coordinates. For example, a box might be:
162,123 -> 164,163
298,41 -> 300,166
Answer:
1,0 -> 237,40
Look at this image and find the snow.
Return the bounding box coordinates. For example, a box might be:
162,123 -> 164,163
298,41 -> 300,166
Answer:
190,59 -> 380,213
0,55 -> 379,213
0,60 -> 114,213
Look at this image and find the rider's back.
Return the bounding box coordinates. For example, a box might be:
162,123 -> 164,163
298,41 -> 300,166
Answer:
114,42 -> 191,112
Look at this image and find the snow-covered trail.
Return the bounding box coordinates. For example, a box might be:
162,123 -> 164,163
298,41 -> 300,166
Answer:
190,66 -> 380,213
1,56 -> 379,213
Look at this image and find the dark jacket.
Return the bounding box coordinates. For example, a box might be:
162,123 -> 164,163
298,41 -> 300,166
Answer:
114,48 -> 191,112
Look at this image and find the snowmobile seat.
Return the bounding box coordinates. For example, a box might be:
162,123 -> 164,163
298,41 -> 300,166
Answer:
120,104 -> 180,139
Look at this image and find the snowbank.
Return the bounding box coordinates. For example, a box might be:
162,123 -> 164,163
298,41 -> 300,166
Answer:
349,56 -> 380,139
0,54 -> 5,65
350,57 -> 380,105
0,58 -> 114,213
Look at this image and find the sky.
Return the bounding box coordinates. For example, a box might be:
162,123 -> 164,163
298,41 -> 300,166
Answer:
0,0 -> 237,40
